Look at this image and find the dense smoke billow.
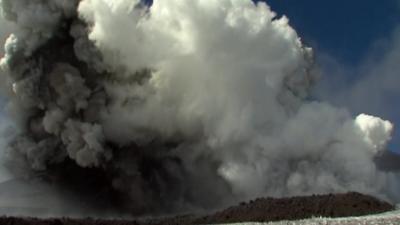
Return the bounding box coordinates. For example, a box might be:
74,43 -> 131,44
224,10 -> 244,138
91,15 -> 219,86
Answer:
0,0 -> 398,216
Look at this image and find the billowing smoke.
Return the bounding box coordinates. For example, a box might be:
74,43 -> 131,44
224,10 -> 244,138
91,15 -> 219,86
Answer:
0,0 -> 397,216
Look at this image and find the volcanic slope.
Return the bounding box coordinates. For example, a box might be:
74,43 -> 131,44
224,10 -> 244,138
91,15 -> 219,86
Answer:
0,192 -> 394,225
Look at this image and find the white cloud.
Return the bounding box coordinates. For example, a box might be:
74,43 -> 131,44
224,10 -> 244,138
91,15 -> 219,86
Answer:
0,15 -> 14,56
316,27 -> 400,138
77,0 -> 396,201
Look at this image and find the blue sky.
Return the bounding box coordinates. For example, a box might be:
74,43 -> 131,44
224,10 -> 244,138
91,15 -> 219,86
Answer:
263,0 -> 400,64
263,0 -> 400,151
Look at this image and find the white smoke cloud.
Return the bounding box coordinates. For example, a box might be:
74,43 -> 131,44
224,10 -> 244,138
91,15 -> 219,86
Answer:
0,7 -> 16,183
315,26 -> 400,147
0,0 -> 78,55
77,0 -> 396,201
0,0 -> 397,216
0,7 -> 14,96
0,14 -> 13,56
355,114 -> 393,153
79,0 -> 313,145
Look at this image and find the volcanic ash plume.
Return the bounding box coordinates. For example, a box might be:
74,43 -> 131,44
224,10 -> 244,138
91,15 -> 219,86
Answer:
0,0 -> 397,215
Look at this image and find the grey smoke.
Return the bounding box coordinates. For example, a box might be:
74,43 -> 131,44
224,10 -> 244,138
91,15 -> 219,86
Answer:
316,27 -> 400,123
0,0 -> 397,216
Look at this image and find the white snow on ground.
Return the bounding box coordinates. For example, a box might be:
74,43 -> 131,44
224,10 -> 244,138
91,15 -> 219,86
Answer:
217,210 -> 400,225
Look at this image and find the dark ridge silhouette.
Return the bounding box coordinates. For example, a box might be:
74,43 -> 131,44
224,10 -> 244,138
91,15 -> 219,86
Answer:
0,192 -> 394,225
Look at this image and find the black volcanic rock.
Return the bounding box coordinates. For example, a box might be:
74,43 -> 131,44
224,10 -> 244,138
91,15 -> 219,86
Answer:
0,192 -> 394,225
194,192 -> 394,224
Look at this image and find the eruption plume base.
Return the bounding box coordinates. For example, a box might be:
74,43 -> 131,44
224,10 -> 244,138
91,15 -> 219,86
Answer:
0,0 -> 397,216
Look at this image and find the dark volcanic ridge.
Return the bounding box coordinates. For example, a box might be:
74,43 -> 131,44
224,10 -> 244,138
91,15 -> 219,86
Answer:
0,192 -> 394,225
